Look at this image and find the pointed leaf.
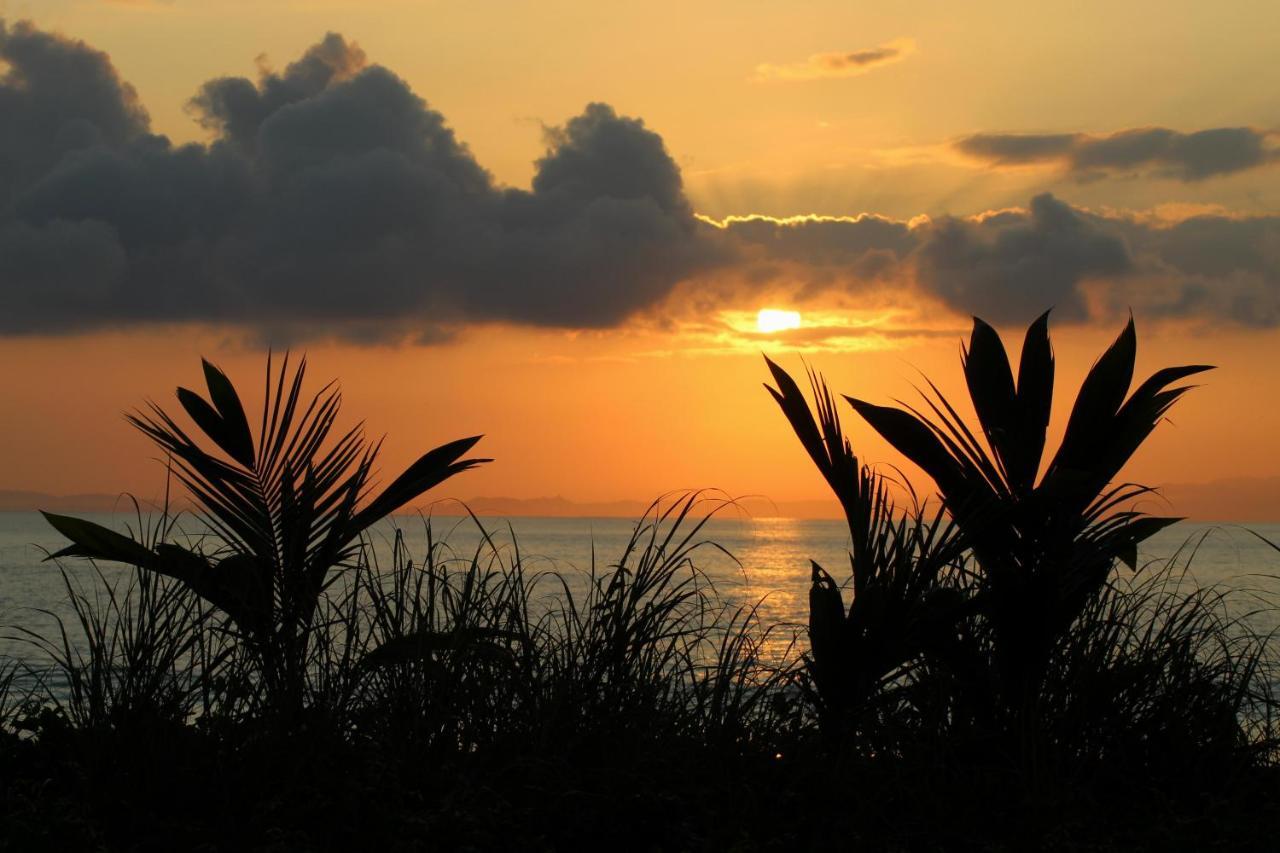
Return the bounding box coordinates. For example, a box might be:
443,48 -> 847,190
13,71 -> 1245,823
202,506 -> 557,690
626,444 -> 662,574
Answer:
201,359 -> 256,467
1048,316 -> 1136,477
349,435 -> 488,534
808,561 -> 845,672
845,397 -> 966,500
763,356 -> 829,477
763,357 -> 863,530
1012,310 -> 1054,492
41,513 -> 156,566
962,317 -> 1018,485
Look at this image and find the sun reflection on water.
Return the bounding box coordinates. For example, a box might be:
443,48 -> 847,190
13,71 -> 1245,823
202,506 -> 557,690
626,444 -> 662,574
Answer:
712,516 -> 851,660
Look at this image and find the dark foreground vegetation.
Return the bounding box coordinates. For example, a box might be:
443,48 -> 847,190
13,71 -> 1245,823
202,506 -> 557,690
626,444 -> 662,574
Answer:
3,317 -> 1280,851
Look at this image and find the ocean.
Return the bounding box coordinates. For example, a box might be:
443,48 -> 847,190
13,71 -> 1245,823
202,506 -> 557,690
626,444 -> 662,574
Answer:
3,510 -> 1280,670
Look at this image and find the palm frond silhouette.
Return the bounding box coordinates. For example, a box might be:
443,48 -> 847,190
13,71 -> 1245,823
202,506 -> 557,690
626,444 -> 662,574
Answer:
765,357 -> 965,734
845,312 -> 1211,697
43,354 -> 488,712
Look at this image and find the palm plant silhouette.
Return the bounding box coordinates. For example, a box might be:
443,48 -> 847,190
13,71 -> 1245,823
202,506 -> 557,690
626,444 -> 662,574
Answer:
845,312 -> 1212,706
43,354 -> 488,716
764,359 -> 966,736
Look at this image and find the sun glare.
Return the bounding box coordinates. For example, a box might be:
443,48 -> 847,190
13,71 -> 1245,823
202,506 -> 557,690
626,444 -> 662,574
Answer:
756,309 -> 801,333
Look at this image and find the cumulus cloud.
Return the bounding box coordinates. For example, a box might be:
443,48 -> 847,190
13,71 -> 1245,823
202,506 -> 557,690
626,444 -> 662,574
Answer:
1,20 -> 1278,341
753,39 -> 915,82
912,194 -> 1131,323
188,32 -> 369,154
1113,212 -> 1280,327
0,21 -> 717,339
706,196 -> 1280,329
955,126 -> 1279,181
0,20 -> 150,203
709,198 -> 1133,324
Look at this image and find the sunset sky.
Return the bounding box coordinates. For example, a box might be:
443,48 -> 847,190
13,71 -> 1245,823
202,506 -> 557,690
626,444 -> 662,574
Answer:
1,2 -> 1278,517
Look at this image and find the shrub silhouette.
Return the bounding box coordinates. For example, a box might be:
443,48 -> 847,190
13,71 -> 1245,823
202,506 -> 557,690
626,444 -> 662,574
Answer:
41,354 -> 488,716
764,358 -> 967,739
845,313 -> 1211,709
766,312 -> 1221,751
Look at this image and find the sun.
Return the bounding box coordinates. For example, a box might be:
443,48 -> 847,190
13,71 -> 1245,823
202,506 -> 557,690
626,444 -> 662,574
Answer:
757,308 -> 801,333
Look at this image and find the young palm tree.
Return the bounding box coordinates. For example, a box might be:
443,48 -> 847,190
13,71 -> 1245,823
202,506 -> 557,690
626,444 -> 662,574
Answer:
43,354 -> 489,716
844,312 -> 1211,707
764,358 -> 967,738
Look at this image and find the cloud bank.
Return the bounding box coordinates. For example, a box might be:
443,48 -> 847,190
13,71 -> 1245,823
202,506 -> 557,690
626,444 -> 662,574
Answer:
753,39 -> 916,82
955,127 -> 1279,181
713,197 -> 1280,328
0,22 -> 716,340
1,20 -> 1278,341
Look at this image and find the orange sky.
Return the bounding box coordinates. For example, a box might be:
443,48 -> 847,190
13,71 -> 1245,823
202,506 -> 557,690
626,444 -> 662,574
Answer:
3,317 -> 1275,516
1,3 -> 1278,517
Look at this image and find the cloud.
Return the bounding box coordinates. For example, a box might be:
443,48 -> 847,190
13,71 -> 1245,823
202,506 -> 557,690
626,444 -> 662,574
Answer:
188,32 -> 368,153
952,133 -> 1079,166
708,200 -> 1134,324
1115,212 -> 1280,327
955,126 -> 1278,181
912,194 -> 1132,323
0,20 -> 1278,341
0,20 -> 150,203
706,197 -> 1280,329
0,21 -> 718,340
753,39 -> 915,82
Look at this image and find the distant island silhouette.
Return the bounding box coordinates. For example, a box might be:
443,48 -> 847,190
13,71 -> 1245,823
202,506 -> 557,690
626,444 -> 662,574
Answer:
4,480 -> 1279,522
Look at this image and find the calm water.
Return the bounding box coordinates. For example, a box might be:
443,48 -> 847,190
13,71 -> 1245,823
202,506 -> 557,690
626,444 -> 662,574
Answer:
3,510 -> 1280,668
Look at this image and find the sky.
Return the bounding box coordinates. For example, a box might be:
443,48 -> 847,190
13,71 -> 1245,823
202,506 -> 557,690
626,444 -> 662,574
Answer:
1,1 -> 1278,517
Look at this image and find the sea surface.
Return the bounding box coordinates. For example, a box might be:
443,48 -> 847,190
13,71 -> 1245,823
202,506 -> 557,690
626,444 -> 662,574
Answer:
3,510 -> 1280,671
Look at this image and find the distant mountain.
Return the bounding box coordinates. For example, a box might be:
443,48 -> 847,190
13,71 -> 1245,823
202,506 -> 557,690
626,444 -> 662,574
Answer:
3,481 -> 1276,522
1158,477 -> 1280,524
419,495 -> 648,519
0,489 -> 843,520
415,495 -> 844,520
0,490 -> 144,513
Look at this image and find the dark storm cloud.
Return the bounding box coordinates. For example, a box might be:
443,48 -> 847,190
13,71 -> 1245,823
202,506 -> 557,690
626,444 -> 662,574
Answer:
0,22 -> 716,339
1,19 -> 1278,340
955,127 -> 1277,181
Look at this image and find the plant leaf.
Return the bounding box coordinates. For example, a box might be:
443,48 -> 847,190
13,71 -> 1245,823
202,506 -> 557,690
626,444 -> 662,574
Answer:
1012,309 -> 1054,492
845,397 -> 966,500
349,435 -> 488,535
41,513 -> 156,566
200,360 -> 256,467
963,317 -> 1018,487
